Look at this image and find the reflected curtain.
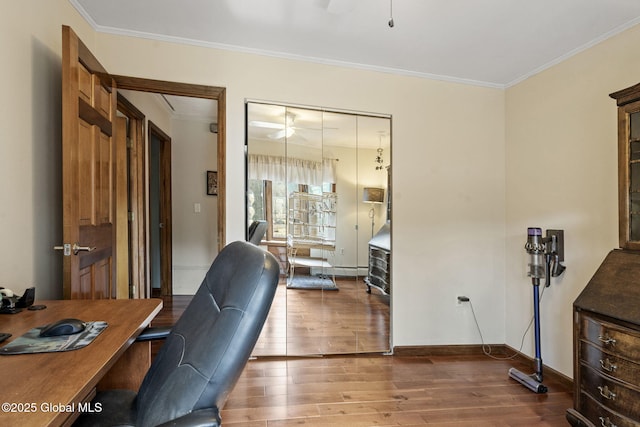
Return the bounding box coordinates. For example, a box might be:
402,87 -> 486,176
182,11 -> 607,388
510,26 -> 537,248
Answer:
248,154 -> 336,186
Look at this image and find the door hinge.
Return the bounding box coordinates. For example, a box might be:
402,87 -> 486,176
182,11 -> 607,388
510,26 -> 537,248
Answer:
128,211 -> 135,222
126,137 -> 133,149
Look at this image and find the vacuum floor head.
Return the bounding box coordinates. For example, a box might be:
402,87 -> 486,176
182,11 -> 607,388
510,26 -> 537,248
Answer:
509,367 -> 548,394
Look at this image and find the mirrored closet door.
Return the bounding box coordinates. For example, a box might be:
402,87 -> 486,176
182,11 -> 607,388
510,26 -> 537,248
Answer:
246,101 -> 391,356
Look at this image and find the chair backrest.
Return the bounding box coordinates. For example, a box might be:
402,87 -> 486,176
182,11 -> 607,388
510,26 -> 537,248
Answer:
247,220 -> 268,245
135,241 -> 280,427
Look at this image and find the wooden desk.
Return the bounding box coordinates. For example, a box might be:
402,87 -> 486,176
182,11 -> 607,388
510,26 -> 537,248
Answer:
0,299 -> 162,427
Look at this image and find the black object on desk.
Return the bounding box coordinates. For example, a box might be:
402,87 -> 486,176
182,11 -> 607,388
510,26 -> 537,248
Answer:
0,333 -> 11,343
15,287 -> 35,308
0,287 -> 36,314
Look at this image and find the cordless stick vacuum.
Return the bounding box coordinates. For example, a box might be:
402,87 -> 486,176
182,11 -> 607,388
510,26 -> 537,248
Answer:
508,227 -> 566,394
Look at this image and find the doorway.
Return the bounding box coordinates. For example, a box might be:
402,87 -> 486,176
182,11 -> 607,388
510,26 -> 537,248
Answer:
61,26 -> 226,299
114,78 -> 226,298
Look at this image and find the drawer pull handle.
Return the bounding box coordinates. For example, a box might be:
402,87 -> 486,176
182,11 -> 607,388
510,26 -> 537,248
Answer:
597,385 -> 616,400
599,358 -> 617,373
598,335 -> 616,346
599,416 -> 617,427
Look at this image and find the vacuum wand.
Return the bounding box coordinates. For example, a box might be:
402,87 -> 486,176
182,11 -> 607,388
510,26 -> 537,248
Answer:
509,227 -> 565,394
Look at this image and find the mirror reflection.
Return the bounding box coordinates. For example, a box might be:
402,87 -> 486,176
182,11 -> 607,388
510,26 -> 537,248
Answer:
246,102 -> 391,356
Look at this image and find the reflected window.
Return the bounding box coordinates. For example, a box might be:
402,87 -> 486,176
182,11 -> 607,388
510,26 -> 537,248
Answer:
247,179 -> 288,240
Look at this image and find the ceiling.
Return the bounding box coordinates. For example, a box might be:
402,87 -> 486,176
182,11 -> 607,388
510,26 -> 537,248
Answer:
73,0 -> 640,88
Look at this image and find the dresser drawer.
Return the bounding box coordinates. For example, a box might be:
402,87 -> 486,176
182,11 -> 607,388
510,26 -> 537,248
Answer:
581,315 -> 640,360
579,391 -> 637,427
369,256 -> 389,272
580,364 -> 640,420
369,248 -> 389,264
367,272 -> 390,292
580,341 -> 640,387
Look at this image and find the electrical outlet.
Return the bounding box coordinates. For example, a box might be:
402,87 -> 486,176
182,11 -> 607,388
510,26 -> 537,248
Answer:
457,295 -> 469,306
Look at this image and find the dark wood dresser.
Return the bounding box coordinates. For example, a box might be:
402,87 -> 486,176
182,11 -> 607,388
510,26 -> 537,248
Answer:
365,221 -> 390,295
567,249 -> 640,426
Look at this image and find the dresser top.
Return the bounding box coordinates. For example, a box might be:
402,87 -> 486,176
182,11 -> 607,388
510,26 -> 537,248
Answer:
575,249 -> 640,325
369,221 -> 390,251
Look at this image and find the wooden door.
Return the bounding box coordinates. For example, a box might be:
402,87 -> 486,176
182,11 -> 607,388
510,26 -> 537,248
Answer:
60,25 -> 117,299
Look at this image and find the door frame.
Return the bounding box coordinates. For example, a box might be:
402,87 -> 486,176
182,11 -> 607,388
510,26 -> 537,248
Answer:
116,93 -> 147,298
113,75 -> 227,253
148,121 -> 173,297
113,76 -> 226,298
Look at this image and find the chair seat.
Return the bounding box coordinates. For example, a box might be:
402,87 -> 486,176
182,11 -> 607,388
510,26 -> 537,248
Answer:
75,390 -> 222,427
74,390 -> 137,426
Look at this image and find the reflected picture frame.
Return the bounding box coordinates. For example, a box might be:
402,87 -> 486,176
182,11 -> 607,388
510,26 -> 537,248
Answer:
207,170 -> 218,196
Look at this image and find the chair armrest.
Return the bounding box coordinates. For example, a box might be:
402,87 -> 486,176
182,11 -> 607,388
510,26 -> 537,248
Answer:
156,408 -> 221,427
135,326 -> 172,342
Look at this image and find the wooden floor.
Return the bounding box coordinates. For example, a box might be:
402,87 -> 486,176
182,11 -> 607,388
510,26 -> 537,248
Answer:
153,276 -> 391,356
152,283 -> 574,426
222,355 -> 573,426
257,276 -> 390,356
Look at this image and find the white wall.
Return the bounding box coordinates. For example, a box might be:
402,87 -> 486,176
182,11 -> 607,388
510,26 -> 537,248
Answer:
0,1 -> 94,299
505,25 -> 640,376
118,89 -> 172,136
94,32 -> 507,350
171,118 -> 218,294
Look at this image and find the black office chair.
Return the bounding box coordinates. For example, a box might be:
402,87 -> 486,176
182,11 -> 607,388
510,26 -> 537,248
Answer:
247,220 -> 268,245
74,241 -> 280,427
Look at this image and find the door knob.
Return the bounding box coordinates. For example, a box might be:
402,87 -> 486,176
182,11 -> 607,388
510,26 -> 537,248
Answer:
72,243 -> 96,255
54,243 -> 96,256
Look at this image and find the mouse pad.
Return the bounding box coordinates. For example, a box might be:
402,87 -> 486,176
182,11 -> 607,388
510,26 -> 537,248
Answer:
0,321 -> 108,355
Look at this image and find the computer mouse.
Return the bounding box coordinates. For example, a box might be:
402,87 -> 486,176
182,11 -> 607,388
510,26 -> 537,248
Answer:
39,318 -> 86,337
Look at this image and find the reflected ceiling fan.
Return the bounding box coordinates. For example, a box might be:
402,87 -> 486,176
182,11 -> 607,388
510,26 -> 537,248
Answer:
249,112 -> 309,140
